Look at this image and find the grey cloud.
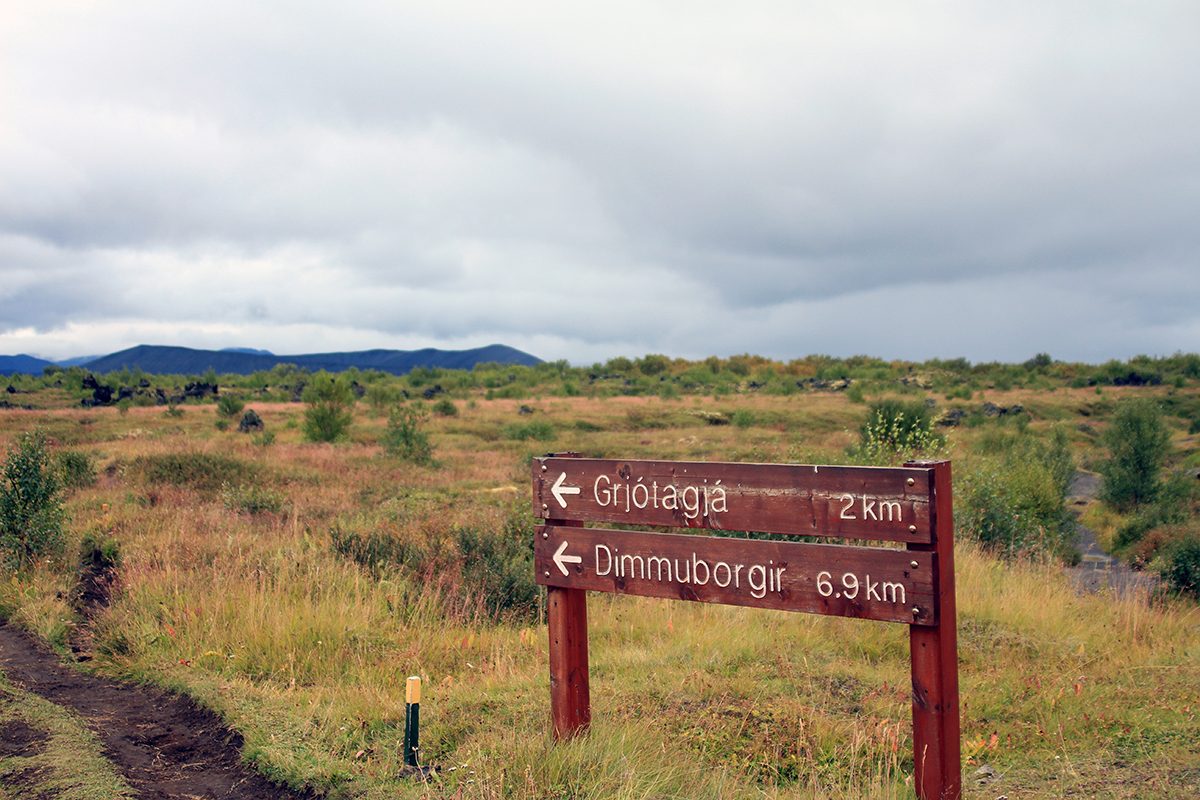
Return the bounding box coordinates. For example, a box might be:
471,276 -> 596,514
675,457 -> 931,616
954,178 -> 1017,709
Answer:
1,2 -> 1197,362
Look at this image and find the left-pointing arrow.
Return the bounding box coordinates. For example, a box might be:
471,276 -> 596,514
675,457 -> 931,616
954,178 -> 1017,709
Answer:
550,472 -> 581,508
552,540 -> 583,576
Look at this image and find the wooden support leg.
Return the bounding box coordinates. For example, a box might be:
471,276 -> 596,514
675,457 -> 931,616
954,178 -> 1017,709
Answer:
906,460 -> 961,800
547,585 -> 590,739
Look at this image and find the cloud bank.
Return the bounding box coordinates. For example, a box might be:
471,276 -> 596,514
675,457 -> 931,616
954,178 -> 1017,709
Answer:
2,2 -> 1197,363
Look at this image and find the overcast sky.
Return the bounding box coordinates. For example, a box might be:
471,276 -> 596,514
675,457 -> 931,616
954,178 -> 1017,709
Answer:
2,2 -> 1198,364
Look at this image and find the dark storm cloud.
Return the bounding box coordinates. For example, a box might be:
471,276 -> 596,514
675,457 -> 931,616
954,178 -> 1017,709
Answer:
1,2 -> 1198,362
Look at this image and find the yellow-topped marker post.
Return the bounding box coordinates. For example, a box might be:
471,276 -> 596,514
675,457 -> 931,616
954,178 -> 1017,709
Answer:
403,676 -> 421,768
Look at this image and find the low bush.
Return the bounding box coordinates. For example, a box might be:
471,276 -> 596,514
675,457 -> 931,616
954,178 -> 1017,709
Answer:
503,420 -> 555,441
382,404 -> 434,464
1159,533 -> 1200,599
0,431 -> 65,567
303,372 -> 355,443
730,410 -> 756,428
56,450 -> 96,489
329,505 -> 538,621
855,399 -> 944,462
133,452 -> 257,492
432,398 -> 458,417
220,482 -> 287,515
216,394 -> 245,418
1113,473 -> 1197,552
957,426 -> 1076,560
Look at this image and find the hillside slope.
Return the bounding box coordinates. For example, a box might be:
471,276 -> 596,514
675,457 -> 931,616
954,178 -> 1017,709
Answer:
63,344 -> 542,376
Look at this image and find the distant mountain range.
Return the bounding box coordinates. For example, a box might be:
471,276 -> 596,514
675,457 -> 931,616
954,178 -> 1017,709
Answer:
0,344 -> 542,376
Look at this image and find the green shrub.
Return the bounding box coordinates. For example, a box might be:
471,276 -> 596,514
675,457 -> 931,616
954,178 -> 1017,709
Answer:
855,399 -> 943,461
958,426 -> 1075,560
1100,399 -> 1171,511
56,450 -> 96,489
79,532 -> 120,572
503,420 -> 555,441
432,398 -> 458,417
365,383 -> 402,416
116,398 -> 131,416
216,394 -> 245,418
134,452 -> 256,492
0,431 -> 65,567
730,409 -> 756,428
220,482 -> 286,514
1114,473 -> 1197,551
382,405 -> 434,464
1159,534 -> 1200,599
164,404 -> 184,418
330,506 -> 538,620
302,372 -> 355,443
214,419 -> 229,431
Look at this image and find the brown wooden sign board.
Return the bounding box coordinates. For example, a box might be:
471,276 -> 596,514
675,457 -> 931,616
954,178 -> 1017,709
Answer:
535,525 -> 937,625
532,456 -> 933,544
533,454 -> 961,800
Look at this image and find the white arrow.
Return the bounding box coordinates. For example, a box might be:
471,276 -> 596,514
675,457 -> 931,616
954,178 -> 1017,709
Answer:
550,472 -> 581,508
552,540 -> 583,576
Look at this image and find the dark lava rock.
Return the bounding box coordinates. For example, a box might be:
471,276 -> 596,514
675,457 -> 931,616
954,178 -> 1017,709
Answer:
422,384 -> 444,400
117,386 -> 134,401
183,381 -> 218,400
518,405 -> 535,415
938,408 -> 967,427
238,409 -> 265,433
350,381 -> 367,399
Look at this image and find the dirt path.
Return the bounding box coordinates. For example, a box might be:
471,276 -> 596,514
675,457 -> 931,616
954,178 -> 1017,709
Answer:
1065,471 -> 1158,595
0,622 -> 317,800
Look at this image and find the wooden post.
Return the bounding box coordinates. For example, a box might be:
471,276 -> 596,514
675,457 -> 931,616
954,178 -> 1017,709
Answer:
905,460 -> 961,799
543,453 -> 590,739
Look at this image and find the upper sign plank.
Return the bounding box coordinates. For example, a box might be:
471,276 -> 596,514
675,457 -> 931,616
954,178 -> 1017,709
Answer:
532,456 -> 933,544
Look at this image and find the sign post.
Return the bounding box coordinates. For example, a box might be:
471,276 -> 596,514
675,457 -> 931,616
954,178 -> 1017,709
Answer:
531,454 -> 961,800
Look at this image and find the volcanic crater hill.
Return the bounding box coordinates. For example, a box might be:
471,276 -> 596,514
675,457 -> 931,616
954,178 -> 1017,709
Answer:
1,343 -> 542,376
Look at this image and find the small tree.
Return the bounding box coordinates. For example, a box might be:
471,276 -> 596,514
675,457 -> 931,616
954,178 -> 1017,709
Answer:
0,431 -> 65,567
302,372 -> 355,443
1100,399 -> 1170,511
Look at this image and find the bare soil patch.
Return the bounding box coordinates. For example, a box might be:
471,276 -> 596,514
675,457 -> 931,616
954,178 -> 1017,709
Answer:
0,622 -> 317,800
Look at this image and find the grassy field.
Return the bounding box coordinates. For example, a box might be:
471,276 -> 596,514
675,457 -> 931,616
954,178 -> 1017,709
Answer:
0,380 -> 1198,798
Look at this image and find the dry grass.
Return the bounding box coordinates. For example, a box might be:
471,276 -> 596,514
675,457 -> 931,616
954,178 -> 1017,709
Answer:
0,388 -> 1198,798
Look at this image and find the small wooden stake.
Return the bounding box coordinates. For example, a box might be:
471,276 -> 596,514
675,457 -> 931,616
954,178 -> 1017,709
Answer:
403,675 -> 421,767
906,460 -> 962,799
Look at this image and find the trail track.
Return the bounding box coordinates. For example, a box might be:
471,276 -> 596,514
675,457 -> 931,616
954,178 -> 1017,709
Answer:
1066,471 -> 1158,595
0,622 -> 317,800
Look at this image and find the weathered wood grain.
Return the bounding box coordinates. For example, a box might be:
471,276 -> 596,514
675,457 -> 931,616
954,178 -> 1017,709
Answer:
535,525 -> 937,625
532,456 -> 933,543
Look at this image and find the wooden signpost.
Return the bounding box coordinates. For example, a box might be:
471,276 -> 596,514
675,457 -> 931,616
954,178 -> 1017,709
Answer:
532,454 -> 961,800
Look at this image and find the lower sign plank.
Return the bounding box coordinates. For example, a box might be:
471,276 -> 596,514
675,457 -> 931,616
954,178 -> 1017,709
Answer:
536,526 -> 937,626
